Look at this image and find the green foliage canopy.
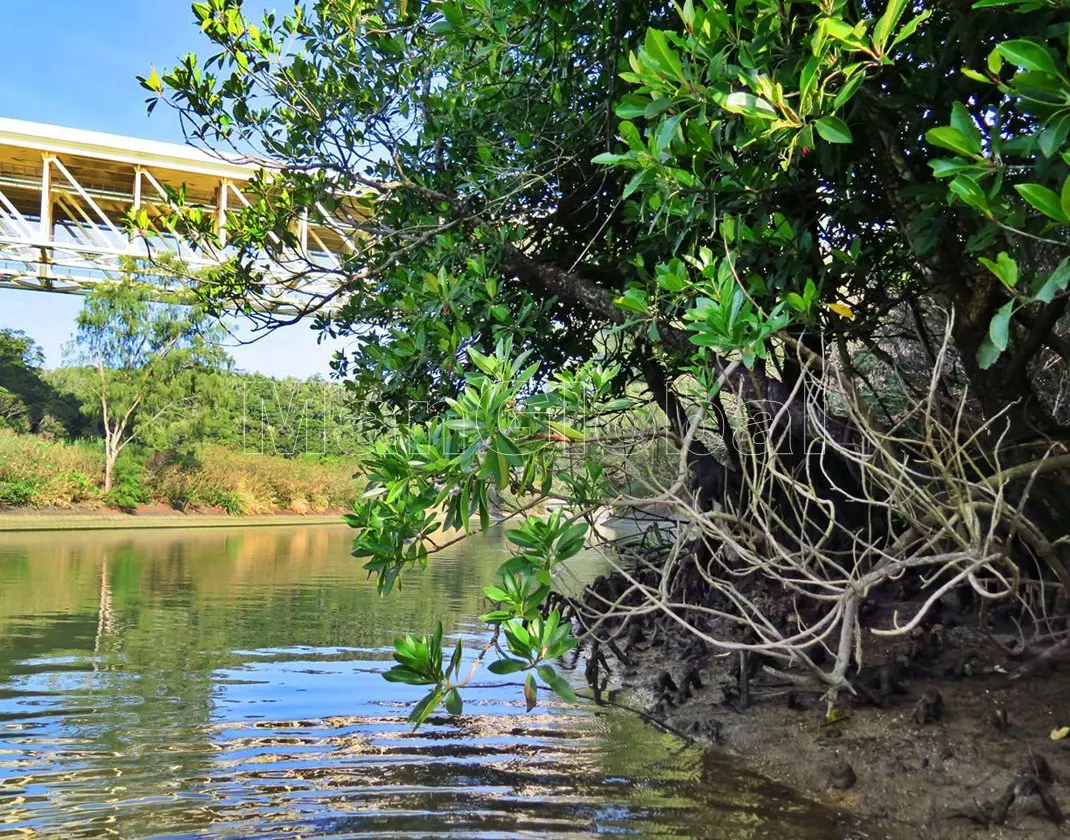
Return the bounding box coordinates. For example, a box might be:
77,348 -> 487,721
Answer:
0,329 -> 82,436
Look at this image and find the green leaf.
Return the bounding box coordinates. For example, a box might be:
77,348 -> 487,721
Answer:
432,622 -> 443,670
722,92 -> 777,120
622,169 -> 652,199
466,347 -> 497,375
494,432 -> 523,466
1039,115 -> 1070,159
988,48 -> 1004,75
614,287 -> 649,313
950,103 -> 982,155
591,152 -> 627,165
820,18 -> 869,51
614,96 -> 649,120
995,40 -> 1060,77
441,2 -> 465,27
977,335 -> 1002,370
929,159 -> 973,178
926,126 -> 979,158
978,251 -> 1018,289
873,0 -> 909,52
832,70 -> 866,109
487,657 -> 529,674
948,174 -> 989,212
408,688 -> 444,728
656,266 -> 688,292
655,113 -> 684,152
383,666 -> 435,685
620,120 -> 643,150
483,585 -> 511,602
1035,259 -> 1070,304
644,98 -> 673,119
445,688 -> 463,715
681,0 -> 697,27
1015,183 -> 1068,222
799,56 -> 821,105
524,672 -> 538,711
140,68 -> 164,94
448,639 -> 464,679
495,448 -> 510,487
889,9 -> 930,50
537,664 -> 578,702
814,116 -> 853,144
989,301 -> 1014,352
645,29 -> 686,82
548,421 -> 586,442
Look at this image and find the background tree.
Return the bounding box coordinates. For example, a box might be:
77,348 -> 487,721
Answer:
0,329 -> 43,430
0,328 -> 81,436
65,280 -> 232,493
142,0 -> 1070,717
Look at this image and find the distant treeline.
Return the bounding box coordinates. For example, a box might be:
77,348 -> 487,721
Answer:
0,328 -> 365,511
2,337 -> 367,457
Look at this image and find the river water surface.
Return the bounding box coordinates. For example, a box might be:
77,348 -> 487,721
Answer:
0,525 -> 841,838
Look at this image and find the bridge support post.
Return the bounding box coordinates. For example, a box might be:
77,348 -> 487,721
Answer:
133,166 -> 143,209
216,179 -> 229,246
38,155 -> 53,284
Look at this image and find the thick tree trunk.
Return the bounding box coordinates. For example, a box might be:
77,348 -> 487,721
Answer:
950,276 -> 1047,428
638,354 -> 736,511
945,272 -> 1070,545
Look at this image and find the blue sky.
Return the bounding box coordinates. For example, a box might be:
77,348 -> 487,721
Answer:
0,1 -> 341,377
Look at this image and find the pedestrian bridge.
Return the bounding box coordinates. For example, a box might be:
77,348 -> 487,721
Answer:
0,117 -> 359,314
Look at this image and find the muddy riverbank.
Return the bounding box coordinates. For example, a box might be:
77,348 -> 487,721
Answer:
611,621 -> 1070,839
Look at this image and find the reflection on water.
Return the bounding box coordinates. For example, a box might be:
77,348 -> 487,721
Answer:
0,526 -> 840,838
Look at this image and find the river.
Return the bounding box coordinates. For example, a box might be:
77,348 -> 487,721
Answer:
0,524 -> 841,838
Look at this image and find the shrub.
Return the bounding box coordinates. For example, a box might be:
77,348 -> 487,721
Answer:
102,454 -> 150,511
0,432 -> 104,507
145,444 -> 360,514
0,478 -> 37,506
66,472 -> 98,503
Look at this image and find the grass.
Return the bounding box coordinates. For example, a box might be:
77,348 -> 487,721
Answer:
0,432 -> 103,507
0,432 -> 361,514
149,446 -> 360,514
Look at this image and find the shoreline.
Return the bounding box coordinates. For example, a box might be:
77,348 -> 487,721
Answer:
0,509 -> 347,532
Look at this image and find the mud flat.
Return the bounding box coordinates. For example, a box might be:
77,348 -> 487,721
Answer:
611,621 -> 1070,840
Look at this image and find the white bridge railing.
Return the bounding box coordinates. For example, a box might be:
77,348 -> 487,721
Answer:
0,117 -> 355,314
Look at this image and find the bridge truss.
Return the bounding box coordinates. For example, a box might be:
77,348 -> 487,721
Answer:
0,117 -> 357,314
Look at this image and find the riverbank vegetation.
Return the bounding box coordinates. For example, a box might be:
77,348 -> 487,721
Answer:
0,433 -> 359,514
0,303 -> 364,513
